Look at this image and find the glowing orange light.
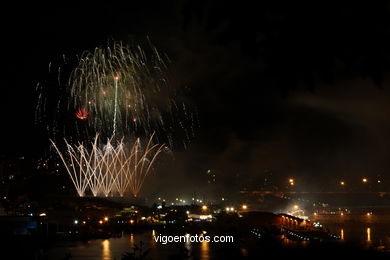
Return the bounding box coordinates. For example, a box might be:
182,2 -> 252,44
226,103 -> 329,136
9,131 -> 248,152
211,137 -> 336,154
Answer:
362,178 -> 368,183
75,108 -> 89,120
202,205 -> 208,210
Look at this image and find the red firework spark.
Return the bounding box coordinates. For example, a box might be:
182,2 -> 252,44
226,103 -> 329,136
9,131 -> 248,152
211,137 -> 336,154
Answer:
75,108 -> 89,120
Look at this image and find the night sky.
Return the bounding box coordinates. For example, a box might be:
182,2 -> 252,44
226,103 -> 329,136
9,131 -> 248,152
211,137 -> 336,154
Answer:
3,2 -> 390,197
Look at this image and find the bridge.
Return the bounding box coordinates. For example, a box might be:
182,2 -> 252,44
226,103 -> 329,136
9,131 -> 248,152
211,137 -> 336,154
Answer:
240,190 -> 390,197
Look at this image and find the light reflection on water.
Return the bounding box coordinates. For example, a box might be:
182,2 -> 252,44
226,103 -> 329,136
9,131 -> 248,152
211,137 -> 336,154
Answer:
48,230 -> 216,260
47,219 -> 390,259
102,239 -> 111,260
318,215 -> 390,250
200,239 -> 210,260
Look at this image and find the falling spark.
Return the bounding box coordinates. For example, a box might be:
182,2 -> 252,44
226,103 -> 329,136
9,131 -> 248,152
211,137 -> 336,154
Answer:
51,134 -> 164,197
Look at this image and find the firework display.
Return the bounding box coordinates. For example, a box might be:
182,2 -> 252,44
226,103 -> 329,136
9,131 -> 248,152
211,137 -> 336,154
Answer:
39,41 -> 196,197
51,134 -> 164,197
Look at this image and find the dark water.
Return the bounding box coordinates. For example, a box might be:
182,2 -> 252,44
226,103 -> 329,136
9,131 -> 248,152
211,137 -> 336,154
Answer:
313,215 -> 390,250
47,216 -> 390,259
48,230 -> 214,260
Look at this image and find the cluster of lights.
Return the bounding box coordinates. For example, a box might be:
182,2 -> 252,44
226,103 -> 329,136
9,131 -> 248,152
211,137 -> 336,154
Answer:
225,207 -> 235,212
286,177 -> 384,187
283,228 -> 310,241
313,222 -> 322,228
251,228 -> 262,239
339,178 -> 382,185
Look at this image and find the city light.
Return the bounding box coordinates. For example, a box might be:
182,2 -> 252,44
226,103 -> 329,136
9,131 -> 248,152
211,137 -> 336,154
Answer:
130,219 -> 134,224
293,205 -> 299,210
202,205 -> 208,211
340,181 -> 345,186
362,178 -> 368,183
289,178 -> 295,185
99,220 -> 103,224
104,217 -> 109,221
242,204 -> 248,210
74,220 -> 79,224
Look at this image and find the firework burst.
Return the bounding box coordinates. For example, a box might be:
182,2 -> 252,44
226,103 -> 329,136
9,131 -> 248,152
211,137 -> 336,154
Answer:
38,40 -> 196,197
51,134 -> 165,197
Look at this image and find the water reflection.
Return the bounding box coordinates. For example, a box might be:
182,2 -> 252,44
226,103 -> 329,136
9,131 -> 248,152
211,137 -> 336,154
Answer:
151,230 -> 157,249
200,239 -> 210,260
102,239 -> 111,260
367,227 -> 371,243
47,219 -> 390,260
184,233 -> 192,252
129,233 -> 134,247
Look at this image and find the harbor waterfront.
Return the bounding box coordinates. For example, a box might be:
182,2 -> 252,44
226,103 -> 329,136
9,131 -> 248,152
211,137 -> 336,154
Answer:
4,2 -> 390,259
2,202 -> 390,259
45,221 -> 390,260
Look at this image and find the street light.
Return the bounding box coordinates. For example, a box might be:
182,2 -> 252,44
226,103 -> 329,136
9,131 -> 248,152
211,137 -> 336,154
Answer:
202,205 -> 208,211
242,204 -> 248,210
